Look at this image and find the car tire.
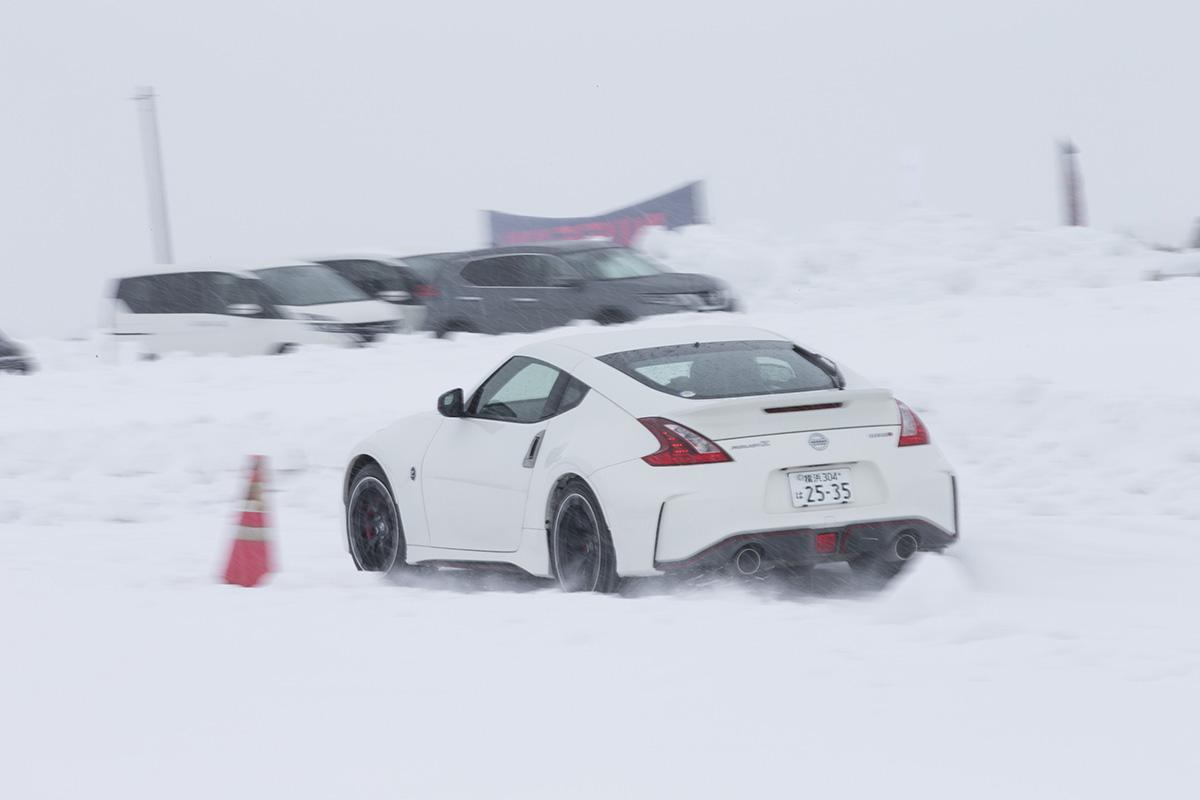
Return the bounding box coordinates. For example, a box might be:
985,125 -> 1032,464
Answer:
346,463 -> 406,573
548,479 -> 619,593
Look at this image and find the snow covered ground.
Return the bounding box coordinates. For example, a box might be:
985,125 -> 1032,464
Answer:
3,215 -> 1199,798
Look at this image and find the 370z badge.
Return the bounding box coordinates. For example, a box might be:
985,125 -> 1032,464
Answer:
808,432 -> 830,451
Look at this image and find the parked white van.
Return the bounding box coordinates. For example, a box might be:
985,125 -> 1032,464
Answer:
111,264 -> 401,357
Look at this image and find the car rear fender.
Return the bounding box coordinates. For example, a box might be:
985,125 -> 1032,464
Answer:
524,389 -> 652,531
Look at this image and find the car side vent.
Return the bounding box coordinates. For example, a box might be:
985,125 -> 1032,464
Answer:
763,402 -> 844,414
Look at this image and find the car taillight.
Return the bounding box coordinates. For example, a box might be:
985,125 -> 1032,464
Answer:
638,417 -> 732,466
414,284 -> 439,299
896,400 -> 930,447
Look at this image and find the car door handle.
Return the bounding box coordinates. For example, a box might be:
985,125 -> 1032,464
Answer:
522,431 -> 545,468
512,298 -> 540,303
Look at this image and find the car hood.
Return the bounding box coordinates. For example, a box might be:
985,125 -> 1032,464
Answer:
279,300 -> 403,323
598,272 -> 723,293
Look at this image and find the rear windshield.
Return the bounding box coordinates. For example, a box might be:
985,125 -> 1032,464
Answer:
598,340 -> 837,399
252,265 -> 369,306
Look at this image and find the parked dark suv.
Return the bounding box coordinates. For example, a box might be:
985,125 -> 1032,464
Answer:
423,242 -> 734,337
0,329 -> 35,374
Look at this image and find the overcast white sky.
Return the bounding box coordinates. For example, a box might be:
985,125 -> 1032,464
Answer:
2,0 -> 1198,336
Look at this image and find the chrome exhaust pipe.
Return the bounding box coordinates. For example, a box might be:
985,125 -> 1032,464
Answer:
734,546 -> 763,576
893,532 -> 919,561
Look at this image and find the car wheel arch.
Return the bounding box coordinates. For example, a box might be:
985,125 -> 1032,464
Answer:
544,472 -> 617,567
345,454 -> 384,505
544,473 -> 620,591
544,472 -> 589,526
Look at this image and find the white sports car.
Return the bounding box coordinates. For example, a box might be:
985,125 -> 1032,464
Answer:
343,325 -> 959,591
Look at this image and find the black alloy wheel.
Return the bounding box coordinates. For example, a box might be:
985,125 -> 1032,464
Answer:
550,480 -> 619,593
347,465 -> 404,572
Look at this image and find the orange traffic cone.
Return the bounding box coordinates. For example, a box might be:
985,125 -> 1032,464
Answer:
223,455 -> 272,587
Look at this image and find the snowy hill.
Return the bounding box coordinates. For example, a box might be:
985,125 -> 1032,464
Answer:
642,212 -> 1187,308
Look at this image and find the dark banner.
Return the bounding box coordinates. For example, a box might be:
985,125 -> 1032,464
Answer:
486,181 -> 705,247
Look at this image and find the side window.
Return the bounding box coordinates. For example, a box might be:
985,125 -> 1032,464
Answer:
518,255 -> 568,287
556,376 -> 590,414
153,274 -> 188,313
461,256 -> 526,287
153,273 -> 220,314
116,277 -> 157,313
471,357 -> 564,423
210,273 -> 255,309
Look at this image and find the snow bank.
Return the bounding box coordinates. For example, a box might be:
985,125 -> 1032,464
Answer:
641,212 -> 1188,309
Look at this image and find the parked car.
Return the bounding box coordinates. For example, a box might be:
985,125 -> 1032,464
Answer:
0,329 -> 35,374
421,241 -> 735,337
249,263 -> 403,343
308,254 -> 436,331
341,325 -> 958,591
110,265 -> 395,357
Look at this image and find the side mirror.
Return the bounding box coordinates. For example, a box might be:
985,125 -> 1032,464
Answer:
437,388 -> 465,417
226,303 -> 262,317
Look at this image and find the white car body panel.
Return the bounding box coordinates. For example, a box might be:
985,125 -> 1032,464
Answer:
113,296 -> 324,357
345,324 -> 959,579
279,299 -> 402,326
421,417 -> 542,553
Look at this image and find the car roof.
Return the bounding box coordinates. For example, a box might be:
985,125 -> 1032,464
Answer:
398,251 -> 458,260
453,240 -> 622,260
249,261 -> 334,273
305,254 -> 407,265
523,324 -> 791,359
115,261 -> 321,280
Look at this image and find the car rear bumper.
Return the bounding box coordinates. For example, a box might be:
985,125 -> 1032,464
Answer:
587,440 -> 958,577
654,516 -> 957,572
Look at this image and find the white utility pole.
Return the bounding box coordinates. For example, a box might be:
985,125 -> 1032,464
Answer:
1058,139 -> 1086,227
133,86 -> 174,263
